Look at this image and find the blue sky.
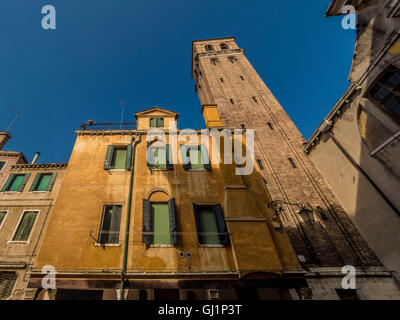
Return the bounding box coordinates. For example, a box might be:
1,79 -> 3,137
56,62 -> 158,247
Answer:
0,0 -> 355,163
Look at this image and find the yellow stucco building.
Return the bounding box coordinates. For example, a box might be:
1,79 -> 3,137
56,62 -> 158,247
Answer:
29,106 -> 304,300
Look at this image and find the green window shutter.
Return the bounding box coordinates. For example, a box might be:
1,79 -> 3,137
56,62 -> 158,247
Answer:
200,144 -> 211,170
180,145 -> 191,170
166,144 -> 173,170
18,173 -> 31,192
104,145 -> 114,170
112,148 -> 127,169
13,211 -> 38,241
193,204 -> 203,244
9,175 -> 24,192
153,203 -> 170,245
109,205 -> 122,244
199,206 -> 220,245
125,144 -> 133,170
46,172 -> 58,192
150,118 -> 157,127
99,205 -> 111,244
1,174 -> 15,192
142,199 -> 153,246
29,173 -> 42,192
168,198 -> 178,245
214,205 -> 230,245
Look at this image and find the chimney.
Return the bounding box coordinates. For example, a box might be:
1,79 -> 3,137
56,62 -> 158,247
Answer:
0,131 -> 11,150
31,152 -> 40,164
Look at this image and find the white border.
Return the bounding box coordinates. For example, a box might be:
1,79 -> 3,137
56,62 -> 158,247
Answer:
8,209 -> 40,244
0,210 -> 8,230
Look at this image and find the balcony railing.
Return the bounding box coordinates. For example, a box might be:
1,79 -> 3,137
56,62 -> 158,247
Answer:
80,121 -> 137,131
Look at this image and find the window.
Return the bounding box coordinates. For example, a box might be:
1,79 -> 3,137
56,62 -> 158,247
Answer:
12,211 -> 38,242
288,157 -> 297,168
142,199 -> 177,246
0,211 -> 7,228
335,289 -> 359,300
0,272 -> 17,299
205,44 -> 214,51
368,65 -> 400,122
193,204 -> 229,245
30,173 -> 57,192
1,173 -> 30,192
98,205 -> 122,244
0,161 -> 6,172
147,144 -> 173,170
180,144 -> 211,170
220,43 -> 229,50
104,145 -> 132,170
150,118 -> 164,128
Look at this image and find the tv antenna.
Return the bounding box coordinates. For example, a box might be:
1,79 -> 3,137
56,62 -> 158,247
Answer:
6,106 -> 20,132
120,100 -> 126,129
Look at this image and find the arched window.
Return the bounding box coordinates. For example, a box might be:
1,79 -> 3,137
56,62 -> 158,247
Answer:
368,65 -> 400,122
220,43 -> 229,50
205,44 -> 214,51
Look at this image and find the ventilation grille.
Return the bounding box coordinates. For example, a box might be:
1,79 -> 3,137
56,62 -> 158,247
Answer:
0,272 -> 17,300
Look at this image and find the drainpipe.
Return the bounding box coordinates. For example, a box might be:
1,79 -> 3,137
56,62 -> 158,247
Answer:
120,133 -> 141,300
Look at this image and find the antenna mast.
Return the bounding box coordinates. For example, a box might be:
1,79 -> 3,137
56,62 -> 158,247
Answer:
6,106 -> 20,132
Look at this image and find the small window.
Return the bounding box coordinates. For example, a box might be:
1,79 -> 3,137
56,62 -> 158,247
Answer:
230,99 -> 234,105
181,145 -> 210,170
288,157 -> 297,168
30,173 -> 57,192
142,198 -> 177,246
193,204 -> 229,245
267,122 -> 274,130
252,97 -> 258,103
12,211 -> 38,242
0,211 -> 7,228
98,205 -> 122,244
0,161 -> 6,172
0,272 -> 17,300
1,173 -> 30,193
256,159 -> 264,170
368,65 -> 400,122
104,145 -> 132,170
150,118 -> 164,128
335,289 -> 359,300
147,145 -> 173,170
220,43 -> 229,50
205,44 -> 214,51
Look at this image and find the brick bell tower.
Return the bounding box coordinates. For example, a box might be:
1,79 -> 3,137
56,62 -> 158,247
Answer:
191,37 -> 380,269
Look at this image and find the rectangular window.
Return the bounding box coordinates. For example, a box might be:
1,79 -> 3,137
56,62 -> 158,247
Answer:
153,203 -> 170,245
150,118 -> 164,128
0,211 -> 7,228
181,145 -> 210,170
12,211 -> 38,242
0,272 -> 17,300
104,145 -> 132,170
0,161 -> 6,172
35,174 -> 51,191
147,145 -> 173,170
142,199 -> 177,246
1,174 -> 30,192
98,205 -> 122,244
193,204 -> 229,245
30,173 -> 57,192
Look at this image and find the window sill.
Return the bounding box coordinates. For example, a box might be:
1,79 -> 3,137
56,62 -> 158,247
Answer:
1,191 -> 21,194
149,168 -> 169,171
198,244 -> 225,248
107,169 -> 128,172
7,240 -> 29,245
94,243 -> 121,247
150,244 -> 174,248
30,191 -> 49,193
188,168 -> 209,172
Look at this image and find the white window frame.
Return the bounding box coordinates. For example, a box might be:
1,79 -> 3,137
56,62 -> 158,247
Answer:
8,209 -> 40,244
0,210 -> 8,230
0,160 -> 8,174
